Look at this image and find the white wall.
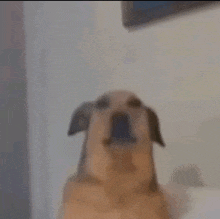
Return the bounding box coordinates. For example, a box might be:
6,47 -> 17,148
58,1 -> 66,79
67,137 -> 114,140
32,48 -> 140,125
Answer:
24,1 -> 220,218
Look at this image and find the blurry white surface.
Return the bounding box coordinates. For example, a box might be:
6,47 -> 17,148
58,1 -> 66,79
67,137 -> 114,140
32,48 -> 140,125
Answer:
163,183 -> 220,219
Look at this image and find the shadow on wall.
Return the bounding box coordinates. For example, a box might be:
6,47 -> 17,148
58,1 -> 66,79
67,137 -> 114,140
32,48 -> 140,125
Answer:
170,164 -> 206,187
169,117 -> 220,187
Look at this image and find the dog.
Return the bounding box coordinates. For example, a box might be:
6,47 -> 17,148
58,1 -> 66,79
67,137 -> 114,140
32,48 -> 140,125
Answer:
58,90 -> 170,219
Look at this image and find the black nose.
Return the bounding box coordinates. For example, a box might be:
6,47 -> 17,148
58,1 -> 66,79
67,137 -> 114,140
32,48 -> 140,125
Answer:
111,112 -> 135,143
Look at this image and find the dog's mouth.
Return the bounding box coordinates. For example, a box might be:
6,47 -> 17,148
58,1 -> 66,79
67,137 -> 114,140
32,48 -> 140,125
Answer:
103,112 -> 136,146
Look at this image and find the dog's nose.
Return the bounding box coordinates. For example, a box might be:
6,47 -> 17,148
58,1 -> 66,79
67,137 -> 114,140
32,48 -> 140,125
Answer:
111,112 -> 134,142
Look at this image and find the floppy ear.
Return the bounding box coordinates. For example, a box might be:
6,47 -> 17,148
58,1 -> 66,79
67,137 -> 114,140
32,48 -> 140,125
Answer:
68,102 -> 94,136
145,107 -> 165,147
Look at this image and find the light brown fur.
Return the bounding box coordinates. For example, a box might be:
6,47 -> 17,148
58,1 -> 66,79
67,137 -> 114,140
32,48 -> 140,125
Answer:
58,90 -> 170,219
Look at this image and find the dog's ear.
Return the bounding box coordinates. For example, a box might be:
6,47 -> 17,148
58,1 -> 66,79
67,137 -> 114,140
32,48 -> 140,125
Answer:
68,102 -> 94,136
145,107 -> 165,147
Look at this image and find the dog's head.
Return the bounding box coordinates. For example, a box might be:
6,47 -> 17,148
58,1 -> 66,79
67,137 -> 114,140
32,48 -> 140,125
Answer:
68,90 -> 165,149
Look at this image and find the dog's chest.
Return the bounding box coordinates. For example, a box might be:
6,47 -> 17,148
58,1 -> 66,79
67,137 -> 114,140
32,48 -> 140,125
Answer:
63,182 -> 169,219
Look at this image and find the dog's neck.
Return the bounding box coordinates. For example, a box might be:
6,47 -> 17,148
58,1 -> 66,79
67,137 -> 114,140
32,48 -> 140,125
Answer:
77,135 -> 159,195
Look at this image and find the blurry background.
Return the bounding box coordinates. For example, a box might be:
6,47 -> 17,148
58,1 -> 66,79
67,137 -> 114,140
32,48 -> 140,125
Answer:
1,1 -> 220,219
0,2 -> 29,219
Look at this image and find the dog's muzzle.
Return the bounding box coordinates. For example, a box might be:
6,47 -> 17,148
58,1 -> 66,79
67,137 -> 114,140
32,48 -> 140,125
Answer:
103,112 -> 136,146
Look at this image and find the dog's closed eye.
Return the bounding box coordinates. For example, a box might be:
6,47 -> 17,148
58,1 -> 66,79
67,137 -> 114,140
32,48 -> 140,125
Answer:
127,98 -> 142,108
95,96 -> 110,109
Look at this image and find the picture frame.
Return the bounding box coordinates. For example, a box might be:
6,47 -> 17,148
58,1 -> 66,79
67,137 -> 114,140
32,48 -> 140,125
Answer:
121,1 -> 216,29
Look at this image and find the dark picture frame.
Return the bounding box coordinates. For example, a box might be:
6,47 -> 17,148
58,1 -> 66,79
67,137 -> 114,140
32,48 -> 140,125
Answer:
122,1 -> 216,29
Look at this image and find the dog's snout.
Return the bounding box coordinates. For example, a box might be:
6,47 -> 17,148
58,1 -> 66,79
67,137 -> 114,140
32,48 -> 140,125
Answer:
112,113 -> 130,136
112,112 -> 128,120
111,112 -> 135,143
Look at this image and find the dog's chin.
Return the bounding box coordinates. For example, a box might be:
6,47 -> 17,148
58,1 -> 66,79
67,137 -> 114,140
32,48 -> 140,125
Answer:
102,137 -> 137,149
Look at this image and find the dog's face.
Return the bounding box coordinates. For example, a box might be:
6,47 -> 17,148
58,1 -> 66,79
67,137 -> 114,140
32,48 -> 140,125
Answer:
68,90 -> 165,150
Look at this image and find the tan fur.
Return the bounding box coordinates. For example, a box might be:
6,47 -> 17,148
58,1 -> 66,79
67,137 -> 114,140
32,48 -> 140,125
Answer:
58,90 -> 170,219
